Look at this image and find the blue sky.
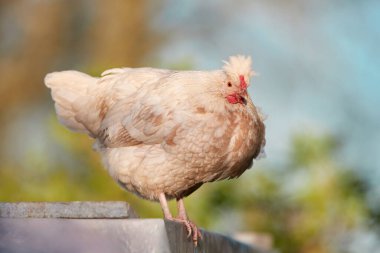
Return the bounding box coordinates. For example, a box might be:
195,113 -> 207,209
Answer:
156,0 -> 380,189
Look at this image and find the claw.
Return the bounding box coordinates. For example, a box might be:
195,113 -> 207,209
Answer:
169,217 -> 202,246
190,221 -> 202,243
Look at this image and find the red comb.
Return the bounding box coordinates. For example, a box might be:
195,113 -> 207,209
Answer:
239,75 -> 247,90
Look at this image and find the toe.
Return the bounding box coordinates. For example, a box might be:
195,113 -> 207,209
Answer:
171,217 -> 201,246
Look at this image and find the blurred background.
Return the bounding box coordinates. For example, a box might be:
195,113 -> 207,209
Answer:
0,0 -> 379,252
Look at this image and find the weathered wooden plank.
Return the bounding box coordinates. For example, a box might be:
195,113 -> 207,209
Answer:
0,218 -> 269,253
0,201 -> 138,218
0,202 -> 272,253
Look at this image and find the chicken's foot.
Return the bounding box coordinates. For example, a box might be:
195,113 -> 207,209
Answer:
175,198 -> 202,245
158,193 -> 202,246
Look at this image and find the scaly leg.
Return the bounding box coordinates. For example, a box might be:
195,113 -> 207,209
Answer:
159,193 -> 173,219
158,193 -> 202,246
176,198 -> 202,245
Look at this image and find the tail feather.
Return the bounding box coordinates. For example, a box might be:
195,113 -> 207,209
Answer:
45,71 -> 97,134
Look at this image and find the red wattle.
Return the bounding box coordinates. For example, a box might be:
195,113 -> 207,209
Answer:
226,94 -> 240,104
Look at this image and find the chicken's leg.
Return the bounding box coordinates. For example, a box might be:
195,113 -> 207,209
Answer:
159,192 -> 173,219
176,198 -> 202,245
158,193 -> 202,246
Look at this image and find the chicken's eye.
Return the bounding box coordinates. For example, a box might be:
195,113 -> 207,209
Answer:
227,82 -> 232,87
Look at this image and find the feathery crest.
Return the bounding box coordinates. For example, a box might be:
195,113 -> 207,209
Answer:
223,55 -> 256,78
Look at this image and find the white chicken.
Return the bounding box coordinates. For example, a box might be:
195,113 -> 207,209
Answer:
45,55 -> 266,245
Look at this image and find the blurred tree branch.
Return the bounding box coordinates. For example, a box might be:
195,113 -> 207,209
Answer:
0,0 -> 165,114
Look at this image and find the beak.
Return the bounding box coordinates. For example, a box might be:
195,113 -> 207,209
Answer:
240,92 -> 247,105
238,89 -> 248,105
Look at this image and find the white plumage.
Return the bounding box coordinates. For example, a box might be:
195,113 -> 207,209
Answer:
45,55 -> 266,245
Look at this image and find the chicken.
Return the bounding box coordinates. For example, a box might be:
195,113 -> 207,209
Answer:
44,55 -> 266,245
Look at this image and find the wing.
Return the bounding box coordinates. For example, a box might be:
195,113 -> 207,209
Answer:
96,87 -> 191,148
99,67 -> 172,102
73,67 -> 173,137
96,70 -> 216,148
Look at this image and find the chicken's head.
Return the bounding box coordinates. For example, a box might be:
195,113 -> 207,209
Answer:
222,55 -> 256,105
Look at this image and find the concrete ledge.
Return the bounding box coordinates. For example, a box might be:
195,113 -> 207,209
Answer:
0,201 -> 138,218
0,202 -> 270,253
